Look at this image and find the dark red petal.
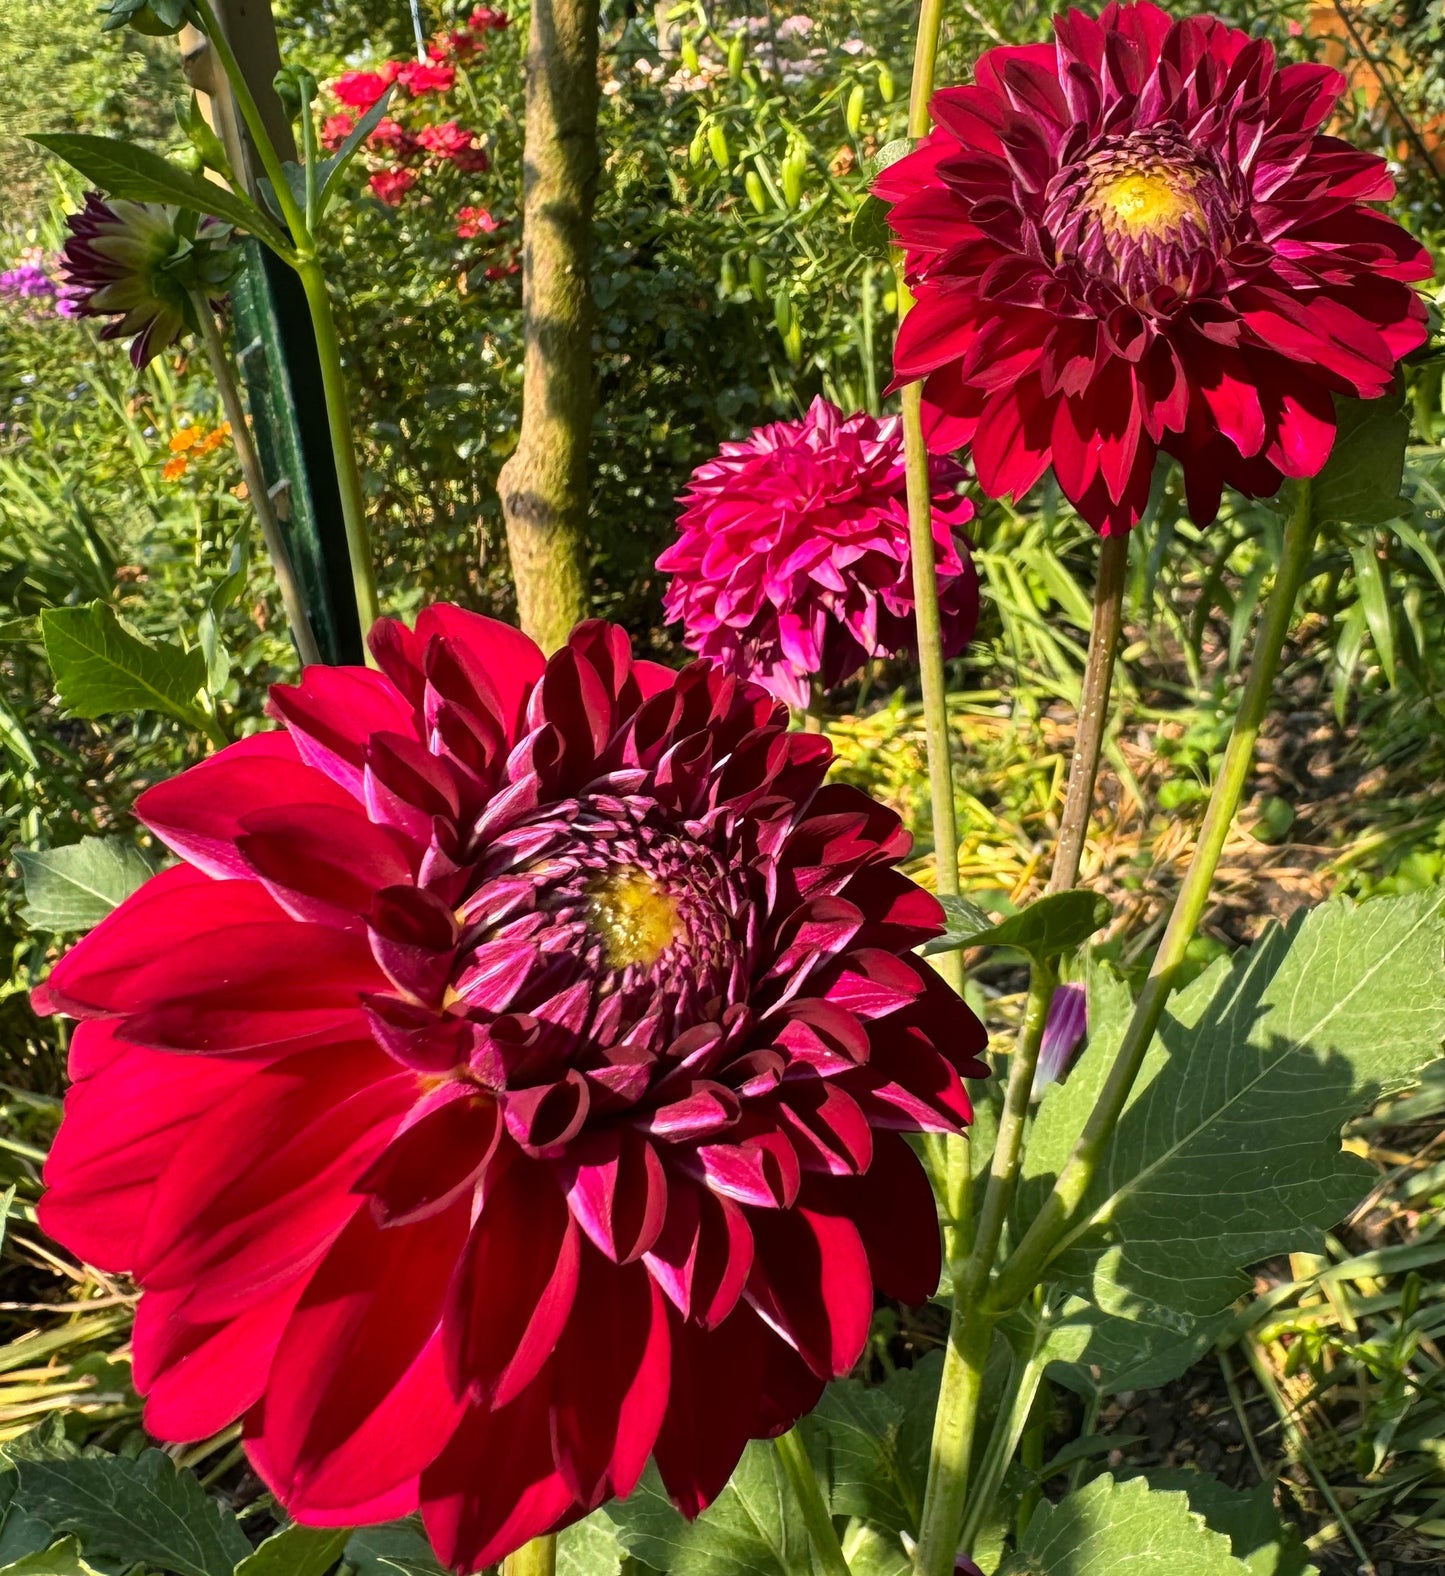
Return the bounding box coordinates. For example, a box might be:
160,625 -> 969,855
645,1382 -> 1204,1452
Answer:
744,1206 -> 872,1379
356,1082 -> 502,1227
267,665 -> 419,797
562,1127 -> 669,1263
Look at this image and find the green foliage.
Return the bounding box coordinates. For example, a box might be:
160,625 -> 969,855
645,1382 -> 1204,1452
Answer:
233,1526 -> 353,1576
0,1537 -> 103,1575
1023,893 -> 1445,1316
556,1513 -> 625,1576
1000,1474 -> 1251,1576
343,1522 -> 448,1576
926,890 -> 1112,961
14,836 -> 150,933
41,601 -> 209,732
1142,1473 -> 1317,1576
1312,390 -> 1412,530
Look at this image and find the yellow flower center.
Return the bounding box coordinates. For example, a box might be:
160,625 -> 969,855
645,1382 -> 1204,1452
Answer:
1093,170 -> 1202,236
587,868 -> 682,969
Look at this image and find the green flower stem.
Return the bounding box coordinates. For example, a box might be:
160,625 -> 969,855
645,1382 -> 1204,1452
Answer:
775,1427 -> 852,1576
189,0 -> 309,252
297,260 -> 381,640
1046,531 -> 1129,896
913,1309 -> 992,1576
906,0 -> 946,138
192,292 -> 322,668
956,1326 -> 1048,1557
502,1535 -> 556,1576
912,957 -> 1055,1576
986,480 -> 1317,1317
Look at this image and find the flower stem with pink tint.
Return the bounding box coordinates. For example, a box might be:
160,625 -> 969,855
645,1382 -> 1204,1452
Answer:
987,479 -> 1317,1316
774,1427 -> 853,1576
192,292 -> 323,669
1046,532 -> 1130,897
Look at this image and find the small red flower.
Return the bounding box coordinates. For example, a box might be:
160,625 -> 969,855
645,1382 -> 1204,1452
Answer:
35,610 -> 986,1572
370,167 -> 418,206
878,0 -> 1432,534
469,5 -> 509,29
418,121 -> 490,172
431,28 -> 482,61
658,397 -> 979,708
398,60 -> 458,96
457,205 -> 502,239
320,112 -> 356,152
368,118 -> 420,158
334,70 -> 394,111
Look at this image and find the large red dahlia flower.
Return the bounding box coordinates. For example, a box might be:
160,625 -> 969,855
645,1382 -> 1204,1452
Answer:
877,1 -> 1432,535
35,609 -> 986,1571
657,397 -> 980,707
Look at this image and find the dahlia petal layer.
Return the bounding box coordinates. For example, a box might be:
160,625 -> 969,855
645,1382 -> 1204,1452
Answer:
36,607 -> 988,1572
879,0 -> 1431,535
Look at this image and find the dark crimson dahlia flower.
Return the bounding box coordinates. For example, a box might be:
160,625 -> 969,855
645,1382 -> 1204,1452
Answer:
877,1 -> 1432,535
657,397 -> 980,708
35,609 -> 986,1571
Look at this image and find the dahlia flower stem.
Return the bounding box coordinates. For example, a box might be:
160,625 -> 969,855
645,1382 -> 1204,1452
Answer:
191,291 -> 323,669
913,958 -> 1053,1576
775,1427 -> 853,1576
986,479 -> 1317,1316
905,0 -> 946,139
297,259 -> 381,643
502,1535 -> 556,1576
956,1320 -> 1048,1558
1046,531 -> 1129,896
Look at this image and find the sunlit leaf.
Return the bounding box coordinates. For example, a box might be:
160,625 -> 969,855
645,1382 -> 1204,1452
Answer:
15,837 -> 151,933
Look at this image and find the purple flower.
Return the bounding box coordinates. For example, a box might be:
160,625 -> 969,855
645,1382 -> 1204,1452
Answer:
1032,982 -> 1087,1099
0,264 -> 58,301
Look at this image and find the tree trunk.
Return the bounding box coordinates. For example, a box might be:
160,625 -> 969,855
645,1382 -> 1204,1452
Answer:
497,0 -> 598,653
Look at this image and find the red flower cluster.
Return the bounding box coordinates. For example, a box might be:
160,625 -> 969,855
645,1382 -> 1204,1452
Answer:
469,5 -> 509,29
36,611 -> 986,1571
398,60 -> 457,97
878,1 -> 1431,534
457,205 -> 502,239
334,63 -> 401,111
658,398 -> 979,707
418,121 -> 490,173
370,168 -> 417,207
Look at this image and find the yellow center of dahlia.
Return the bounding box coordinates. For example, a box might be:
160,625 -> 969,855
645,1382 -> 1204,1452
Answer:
1093,170 -> 1202,236
587,868 -> 682,969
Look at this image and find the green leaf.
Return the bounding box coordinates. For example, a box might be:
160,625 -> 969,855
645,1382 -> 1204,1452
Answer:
839,1522 -> 909,1576
556,1512 -> 624,1576
1140,1472 -> 1317,1576
1016,1290 -> 1232,1400
344,1521 -> 447,1576
607,1443 -> 809,1576
178,94 -> 233,180
924,890 -> 1111,961
850,195 -> 893,259
317,88 -> 396,219
28,135 -> 290,255
0,1537 -> 103,1576
42,602 -> 207,728
803,1354 -> 941,1538
9,1447 -> 249,1576
15,838 -> 151,934
235,1524 -> 353,1576
1348,541 -> 1396,687
863,137 -> 910,182
1022,893 -> 1445,1316
999,1474 -> 1252,1576
1312,389 -> 1410,529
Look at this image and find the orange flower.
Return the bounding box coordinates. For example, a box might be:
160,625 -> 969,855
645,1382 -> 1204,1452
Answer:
162,455 -> 189,482
169,426 -> 201,454
198,422 -> 232,455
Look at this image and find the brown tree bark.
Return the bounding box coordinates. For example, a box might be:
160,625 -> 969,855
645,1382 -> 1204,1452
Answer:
497,0 -> 598,653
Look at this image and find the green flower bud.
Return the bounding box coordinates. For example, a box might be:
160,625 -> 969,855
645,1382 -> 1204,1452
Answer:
747,255 -> 767,301
707,123 -> 730,171
745,170 -> 767,214
728,36 -> 745,79
877,63 -> 896,102
681,38 -> 701,75
773,287 -> 792,336
846,84 -> 866,137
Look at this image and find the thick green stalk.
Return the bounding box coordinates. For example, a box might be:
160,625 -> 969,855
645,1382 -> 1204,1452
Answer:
502,1536 -> 556,1576
774,1428 -> 852,1576
192,292 -> 322,668
987,481 -> 1317,1314
1047,532 -> 1129,895
297,261 -> 380,639
913,959 -> 1053,1576
957,1334 -> 1048,1556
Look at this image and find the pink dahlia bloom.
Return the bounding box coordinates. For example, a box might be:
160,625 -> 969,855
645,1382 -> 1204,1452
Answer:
877,1 -> 1432,535
657,397 -> 980,708
35,610 -> 987,1572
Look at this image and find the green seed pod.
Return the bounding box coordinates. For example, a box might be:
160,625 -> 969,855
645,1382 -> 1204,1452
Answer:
773,287 -> 792,336
720,254 -> 738,295
748,255 -> 767,301
707,122 -> 730,171
877,63 -> 896,102
845,84 -> 866,137
728,35 -> 745,79
681,37 -> 701,75
781,147 -> 803,210
783,321 -> 803,365
745,170 -> 767,214
172,144 -> 205,174
688,129 -> 707,168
